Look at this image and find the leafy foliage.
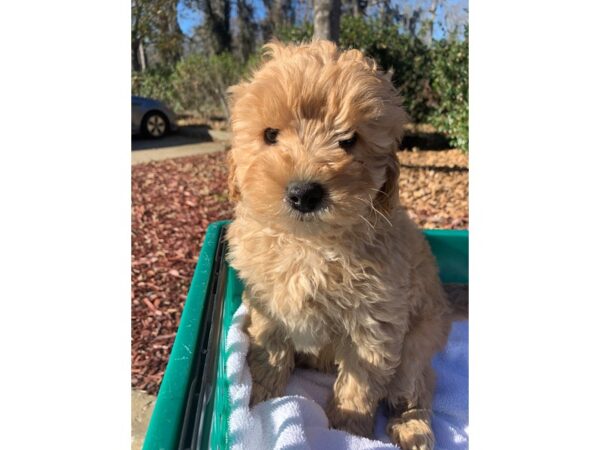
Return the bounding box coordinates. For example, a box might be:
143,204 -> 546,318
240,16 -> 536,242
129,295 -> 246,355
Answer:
276,21 -> 314,43
132,53 -> 254,121
428,33 -> 468,150
131,0 -> 183,69
131,66 -> 179,109
173,53 -> 247,119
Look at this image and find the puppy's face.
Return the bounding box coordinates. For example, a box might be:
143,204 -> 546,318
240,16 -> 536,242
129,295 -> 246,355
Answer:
228,41 -> 408,233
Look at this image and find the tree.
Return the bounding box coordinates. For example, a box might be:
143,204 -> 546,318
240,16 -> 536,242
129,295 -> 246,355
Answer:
131,0 -> 184,70
154,0 -> 185,65
351,0 -> 368,16
424,0 -> 439,46
262,0 -> 296,40
313,0 -> 341,42
399,5 -> 423,38
235,0 -> 257,61
195,0 -> 232,54
132,0 -> 152,71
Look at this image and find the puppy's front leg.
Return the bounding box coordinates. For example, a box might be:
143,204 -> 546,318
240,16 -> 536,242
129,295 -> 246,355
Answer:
245,304 -> 294,407
326,339 -> 397,438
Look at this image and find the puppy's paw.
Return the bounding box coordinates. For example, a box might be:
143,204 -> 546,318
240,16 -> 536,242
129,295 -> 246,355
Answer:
387,411 -> 434,450
249,381 -> 276,408
325,399 -> 374,438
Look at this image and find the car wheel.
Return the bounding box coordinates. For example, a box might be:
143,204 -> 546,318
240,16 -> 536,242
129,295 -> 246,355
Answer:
142,112 -> 168,139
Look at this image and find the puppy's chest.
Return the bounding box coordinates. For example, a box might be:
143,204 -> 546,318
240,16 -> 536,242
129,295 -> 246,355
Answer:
247,244 -> 382,351
262,246 -> 356,302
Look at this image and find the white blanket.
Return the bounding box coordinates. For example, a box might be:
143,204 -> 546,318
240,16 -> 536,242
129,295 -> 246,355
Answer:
226,303 -> 468,449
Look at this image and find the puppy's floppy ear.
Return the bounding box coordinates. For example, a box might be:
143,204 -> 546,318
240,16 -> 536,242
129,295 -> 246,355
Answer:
226,78 -> 248,204
375,152 -> 400,216
227,150 -> 240,203
374,98 -> 408,216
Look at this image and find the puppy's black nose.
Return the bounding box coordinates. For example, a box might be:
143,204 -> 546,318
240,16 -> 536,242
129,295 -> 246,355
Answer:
286,182 -> 325,213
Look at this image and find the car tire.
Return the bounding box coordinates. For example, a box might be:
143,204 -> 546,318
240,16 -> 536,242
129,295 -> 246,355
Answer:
142,111 -> 169,139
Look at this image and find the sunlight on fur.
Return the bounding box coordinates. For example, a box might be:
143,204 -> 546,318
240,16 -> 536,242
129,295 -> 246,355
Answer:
226,40 -> 454,450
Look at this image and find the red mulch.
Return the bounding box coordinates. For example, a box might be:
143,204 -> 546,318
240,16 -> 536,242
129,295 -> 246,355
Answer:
131,152 -> 234,394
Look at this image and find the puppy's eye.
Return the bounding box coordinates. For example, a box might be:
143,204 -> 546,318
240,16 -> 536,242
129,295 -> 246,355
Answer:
264,128 -> 279,145
339,132 -> 358,151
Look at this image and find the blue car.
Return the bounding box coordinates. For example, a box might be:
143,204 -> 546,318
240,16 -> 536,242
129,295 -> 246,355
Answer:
132,96 -> 178,138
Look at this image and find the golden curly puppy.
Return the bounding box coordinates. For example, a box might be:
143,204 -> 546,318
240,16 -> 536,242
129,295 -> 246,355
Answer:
226,40 -> 453,450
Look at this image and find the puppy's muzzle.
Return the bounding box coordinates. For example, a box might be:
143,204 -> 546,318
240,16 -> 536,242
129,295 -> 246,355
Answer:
286,182 -> 326,213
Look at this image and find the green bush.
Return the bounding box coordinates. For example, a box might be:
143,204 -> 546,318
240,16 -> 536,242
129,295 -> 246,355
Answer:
276,22 -> 314,43
173,53 -> 248,120
131,66 -> 179,111
428,34 -> 469,151
132,54 -> 254,120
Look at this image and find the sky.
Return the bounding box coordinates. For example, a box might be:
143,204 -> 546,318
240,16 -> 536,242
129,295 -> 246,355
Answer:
177,0 -> 468,40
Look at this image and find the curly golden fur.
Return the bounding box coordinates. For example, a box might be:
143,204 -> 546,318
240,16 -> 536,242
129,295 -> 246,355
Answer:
226,40 -> 453,450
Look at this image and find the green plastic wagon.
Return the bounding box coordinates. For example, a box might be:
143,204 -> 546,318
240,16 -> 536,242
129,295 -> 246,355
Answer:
143,220 -> 468,450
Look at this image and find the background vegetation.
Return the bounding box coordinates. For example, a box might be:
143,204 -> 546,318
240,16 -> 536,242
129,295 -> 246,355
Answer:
131,0 -> 468,150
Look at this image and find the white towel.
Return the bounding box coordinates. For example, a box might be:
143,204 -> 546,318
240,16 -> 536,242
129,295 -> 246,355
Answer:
226,304 -> 468,450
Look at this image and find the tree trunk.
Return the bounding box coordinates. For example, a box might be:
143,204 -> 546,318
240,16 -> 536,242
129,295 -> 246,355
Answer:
236,0 -> 255,61
138,41 -> 147,72
132,39 -> 141,72
351,0 -> 366,17
313,0 -> 341,43
427,0 -> 439,46
262,0 -> 294,40
198,0 -> 232,54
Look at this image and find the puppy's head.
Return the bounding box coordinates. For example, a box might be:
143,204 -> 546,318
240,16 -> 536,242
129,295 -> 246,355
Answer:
228,40 -> 408,233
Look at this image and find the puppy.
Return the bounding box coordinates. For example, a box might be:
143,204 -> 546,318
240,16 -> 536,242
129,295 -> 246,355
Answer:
226,40 -> 453,450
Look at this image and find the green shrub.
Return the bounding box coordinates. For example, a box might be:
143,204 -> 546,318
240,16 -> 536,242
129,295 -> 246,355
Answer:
228,24 -> 312,71
131,54 -> 254,120
428,33 -> 469,151
131,66 -> 179,111
275,22 -> 314,43
173,53 -> 250,120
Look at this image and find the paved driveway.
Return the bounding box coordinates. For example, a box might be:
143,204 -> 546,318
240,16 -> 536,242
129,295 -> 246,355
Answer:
132,126 -> 231,165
